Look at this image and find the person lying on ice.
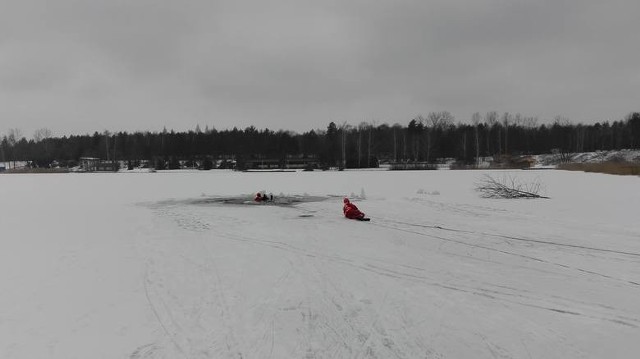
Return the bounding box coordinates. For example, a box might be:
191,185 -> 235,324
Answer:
343,198 -> 366,220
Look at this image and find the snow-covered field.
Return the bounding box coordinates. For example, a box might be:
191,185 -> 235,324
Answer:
1,169 -> 639,359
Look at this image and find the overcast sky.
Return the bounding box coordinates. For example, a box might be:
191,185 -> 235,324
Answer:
1,0 -> 639,137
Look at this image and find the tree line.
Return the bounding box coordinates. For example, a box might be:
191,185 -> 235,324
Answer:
2,112 -> 639,169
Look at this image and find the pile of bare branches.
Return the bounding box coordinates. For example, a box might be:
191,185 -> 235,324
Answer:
475,174 -> 549,199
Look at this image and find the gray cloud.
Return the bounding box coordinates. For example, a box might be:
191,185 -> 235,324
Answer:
1,0 -> 639,137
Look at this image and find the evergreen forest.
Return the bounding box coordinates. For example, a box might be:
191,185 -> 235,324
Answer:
2,112 -> 639,170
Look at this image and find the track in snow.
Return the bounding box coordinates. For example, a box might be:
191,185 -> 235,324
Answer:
132,195 -> 640,358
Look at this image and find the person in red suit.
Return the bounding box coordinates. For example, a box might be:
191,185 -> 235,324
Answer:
343,198 -> 366,220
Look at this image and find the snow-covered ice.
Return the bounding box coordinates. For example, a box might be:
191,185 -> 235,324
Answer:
1,169 -> 639,358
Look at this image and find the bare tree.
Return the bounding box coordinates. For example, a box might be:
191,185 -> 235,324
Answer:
0,133 -> 5,164
33,128 -> 52,142
471,112 -> 481,167
461,131 -> 467,162
339,122 -> 349,169
357,122 -> 368,168
485,111 -> 498,155
554,115 -> 571,126
572,124 -> 582,153
7,128 -> 22,146
393,126 -> 397,162
402,130 -> 407,161
104,130 -> 111,161
367,121 -> 374,167
523,116 -> 538,129
427,111 -> 454,129
7,128 -> 23,168
502,112 -> 512,155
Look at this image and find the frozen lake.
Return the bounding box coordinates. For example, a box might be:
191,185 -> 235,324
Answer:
1,169 -> 639,358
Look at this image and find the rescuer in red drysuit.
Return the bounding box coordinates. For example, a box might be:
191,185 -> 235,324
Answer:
343,198 -> 365,220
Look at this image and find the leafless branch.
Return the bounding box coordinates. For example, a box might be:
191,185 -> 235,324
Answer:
475,174 -> 549,199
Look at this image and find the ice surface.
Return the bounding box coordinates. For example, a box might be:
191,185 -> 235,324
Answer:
1,169 -> 639,358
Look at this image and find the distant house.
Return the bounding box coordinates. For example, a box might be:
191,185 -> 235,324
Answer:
243,156 -> 319,170
0,163 -> 5,172
78,157 -> 100,172
77,157 -> 118,172
389,162 -> 437,171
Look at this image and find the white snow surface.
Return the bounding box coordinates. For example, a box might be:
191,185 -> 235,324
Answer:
1,169 -> 639,359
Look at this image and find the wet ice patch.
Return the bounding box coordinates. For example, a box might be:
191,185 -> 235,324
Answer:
148,194 -> 331,208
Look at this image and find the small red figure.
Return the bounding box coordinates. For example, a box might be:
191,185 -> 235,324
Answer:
343,198 -> 366,220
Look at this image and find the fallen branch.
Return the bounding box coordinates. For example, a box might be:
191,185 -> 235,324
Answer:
475,174 -> 549,199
